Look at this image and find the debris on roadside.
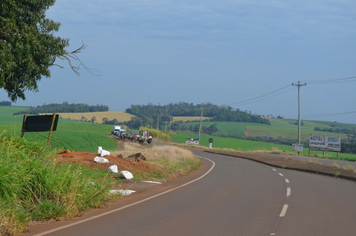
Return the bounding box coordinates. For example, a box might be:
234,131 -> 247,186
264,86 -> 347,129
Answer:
109,189 -> 136,196
125,153 -> 146,162
108,165 -> 119,173
94,156 -> 109,163
120,170 -> 134,179
98,146 -> 111,157
142,181 -> 161,184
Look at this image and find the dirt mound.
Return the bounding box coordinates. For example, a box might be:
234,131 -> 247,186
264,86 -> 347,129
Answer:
57,151 -> 164,180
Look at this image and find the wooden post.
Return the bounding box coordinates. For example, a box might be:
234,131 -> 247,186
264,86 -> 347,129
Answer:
46,114 -> 57,148
21,115 -> 27,138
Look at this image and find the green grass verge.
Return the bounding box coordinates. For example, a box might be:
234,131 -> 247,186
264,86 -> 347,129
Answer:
0,134 -> 117,235
171,132 -> 356,161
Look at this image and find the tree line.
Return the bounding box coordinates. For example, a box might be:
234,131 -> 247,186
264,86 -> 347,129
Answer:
314,127 -> 356,135
13,102 -> 109,115
0,101 -> 11,106
125,102 -> 270,125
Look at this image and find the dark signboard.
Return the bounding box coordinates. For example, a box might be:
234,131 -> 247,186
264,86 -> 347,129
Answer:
22,114 -> 59,132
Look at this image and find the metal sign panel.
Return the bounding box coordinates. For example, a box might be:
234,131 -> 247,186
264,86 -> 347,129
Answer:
22,114 -> 59,132
309,135 -> 341,152
292,144 -> 303,152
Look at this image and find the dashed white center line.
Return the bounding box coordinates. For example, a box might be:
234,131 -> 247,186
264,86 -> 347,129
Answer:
279,204 -> 289,217
279,173 -> 284,177
287,187 -> 291,198
272,169 -> 276,171
285,179 -> 290,183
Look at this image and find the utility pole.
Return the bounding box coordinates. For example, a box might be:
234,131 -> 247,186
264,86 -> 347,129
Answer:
157,114 -> 159,130
198,104 -> 204,141
292,81 -> 306,154
157,103 -> 161,131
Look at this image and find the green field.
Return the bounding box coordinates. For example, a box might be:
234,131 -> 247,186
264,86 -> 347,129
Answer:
0,106 -> 117,152
180,118 -> 356,141
2,106 -> 356,159
172,132 -> 356,161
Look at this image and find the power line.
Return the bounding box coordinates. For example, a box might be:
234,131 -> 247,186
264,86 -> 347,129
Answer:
302,111 -> 356,119
236,87 -> 296,106
306,76 -> 356,85
223,84 -> 293,106
285,111 -> 356,120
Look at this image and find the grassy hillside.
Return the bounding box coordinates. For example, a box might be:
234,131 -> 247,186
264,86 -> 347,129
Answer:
172,132 -> 356,161
0,106 -> 28,125
0,106 -> 117,152
179,118 -> 356,142
2,106 -> 355,155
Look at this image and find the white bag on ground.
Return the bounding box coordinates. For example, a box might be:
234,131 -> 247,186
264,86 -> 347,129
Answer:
98,146 -> 102,154
100,149 -> 110,157
120,170 -> 133,179
108,165 -> 118,173
94,156 -> 109,163
109,190 -> 136,196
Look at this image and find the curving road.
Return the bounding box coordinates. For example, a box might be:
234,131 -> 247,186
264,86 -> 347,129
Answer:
27,151 -> 356,236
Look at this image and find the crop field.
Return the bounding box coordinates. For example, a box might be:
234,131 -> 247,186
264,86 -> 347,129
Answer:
172,132 -> 295,152
0,106 -> 117,152
0,106 -> 27,125
172,132 -> 356,161
180,118 -> 356,141
40,111 -> 135,123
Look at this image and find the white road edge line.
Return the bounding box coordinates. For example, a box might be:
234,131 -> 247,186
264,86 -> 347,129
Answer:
279,204 -> 289,217
279,173 -> 284,177
34,156 -> 216,236
285,179 -> 289,183
287,187 -> 291,198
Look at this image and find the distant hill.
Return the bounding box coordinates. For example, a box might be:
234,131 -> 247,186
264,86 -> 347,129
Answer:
126,102 -> 270,126
13,102 -> 109,115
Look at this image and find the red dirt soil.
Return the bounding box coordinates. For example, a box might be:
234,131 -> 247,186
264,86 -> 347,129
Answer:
56,150 -> 178,186
58,151 -> 163,173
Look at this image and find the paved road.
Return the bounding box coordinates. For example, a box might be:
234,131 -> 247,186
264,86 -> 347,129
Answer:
27,151 -> 356,236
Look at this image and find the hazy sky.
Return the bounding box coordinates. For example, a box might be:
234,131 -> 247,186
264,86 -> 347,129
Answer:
2,0 -> 356,124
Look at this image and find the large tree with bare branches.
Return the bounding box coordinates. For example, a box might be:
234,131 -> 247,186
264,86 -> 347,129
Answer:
0,0 -> 88,101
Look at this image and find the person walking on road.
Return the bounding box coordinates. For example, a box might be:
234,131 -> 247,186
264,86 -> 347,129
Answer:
208,138 -> 213,150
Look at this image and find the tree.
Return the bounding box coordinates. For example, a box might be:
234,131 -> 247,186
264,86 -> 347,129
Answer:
0,0 -> 90,101
0,101 -> 11,106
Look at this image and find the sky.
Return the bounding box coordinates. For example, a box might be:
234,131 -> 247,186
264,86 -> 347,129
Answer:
1,0 -> 356,124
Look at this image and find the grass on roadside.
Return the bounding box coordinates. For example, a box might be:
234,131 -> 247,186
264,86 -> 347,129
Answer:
112,141 -> 202,180
0,134 -> 117,236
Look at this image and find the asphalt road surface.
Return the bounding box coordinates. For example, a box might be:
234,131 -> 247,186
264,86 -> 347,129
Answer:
27,151 -> 356,236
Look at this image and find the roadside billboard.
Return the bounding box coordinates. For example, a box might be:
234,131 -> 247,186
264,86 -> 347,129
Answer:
309,135 -> 341,152
22,114 -> 59,132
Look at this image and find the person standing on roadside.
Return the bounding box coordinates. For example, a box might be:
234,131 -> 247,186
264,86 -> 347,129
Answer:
208,138 -> 213,150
